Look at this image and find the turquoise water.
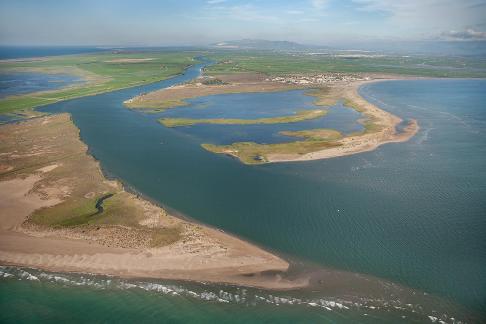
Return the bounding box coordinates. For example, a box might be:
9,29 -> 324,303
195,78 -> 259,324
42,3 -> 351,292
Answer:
1,59 -> 485,322
0,266 -> 473,323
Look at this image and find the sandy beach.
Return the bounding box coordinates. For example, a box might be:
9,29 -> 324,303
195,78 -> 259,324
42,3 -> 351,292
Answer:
0,114 -> 306,289
267,79 -> 419,162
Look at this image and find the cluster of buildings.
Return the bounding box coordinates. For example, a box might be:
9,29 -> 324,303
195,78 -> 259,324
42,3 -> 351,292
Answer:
266,73 -> 368,85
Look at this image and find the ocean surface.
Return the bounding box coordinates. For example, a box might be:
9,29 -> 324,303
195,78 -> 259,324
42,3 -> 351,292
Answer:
1,58 -> 485,322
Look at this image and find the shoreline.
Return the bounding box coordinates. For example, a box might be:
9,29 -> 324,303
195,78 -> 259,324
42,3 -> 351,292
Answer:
266,79 -> 420,163
0,114 -> 307,290
122,71 -> 420,164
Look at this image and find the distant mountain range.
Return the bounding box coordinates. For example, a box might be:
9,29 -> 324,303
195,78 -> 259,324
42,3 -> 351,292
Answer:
210,39 -> 316,51
209,39 -> 486,56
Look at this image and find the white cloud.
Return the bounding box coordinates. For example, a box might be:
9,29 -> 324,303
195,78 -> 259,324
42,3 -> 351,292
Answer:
350,0 -> 486,36
311,0 -> 328,10
199,4 -> 279,23
442,28 -> 486,40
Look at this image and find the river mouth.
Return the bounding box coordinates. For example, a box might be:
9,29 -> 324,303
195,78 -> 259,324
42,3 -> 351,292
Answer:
31,59 -> 486,321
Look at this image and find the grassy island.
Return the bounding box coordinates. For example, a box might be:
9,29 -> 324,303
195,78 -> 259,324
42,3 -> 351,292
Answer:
159,109 -> 327,127
280,128 -> 343,140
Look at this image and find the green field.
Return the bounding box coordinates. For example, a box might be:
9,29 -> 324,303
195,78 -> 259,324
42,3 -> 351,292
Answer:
279,128 -> 343,140
2,49 -> 485,116
0,51 -> 197,114
159,109 -> 327,127
205,51 -> 486,77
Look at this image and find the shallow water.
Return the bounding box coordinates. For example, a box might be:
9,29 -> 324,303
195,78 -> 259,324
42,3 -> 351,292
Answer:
3,60 -> 482,322
0,266 -> 474,323
153,91 -> 364,144
0,72 -> 84,98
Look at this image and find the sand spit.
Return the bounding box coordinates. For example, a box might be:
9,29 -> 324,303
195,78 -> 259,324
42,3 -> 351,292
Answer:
267,80 -> 419,163
0,114 -> 305,290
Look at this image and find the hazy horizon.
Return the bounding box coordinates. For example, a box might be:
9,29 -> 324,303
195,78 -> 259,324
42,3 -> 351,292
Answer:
1,0 -> 486,47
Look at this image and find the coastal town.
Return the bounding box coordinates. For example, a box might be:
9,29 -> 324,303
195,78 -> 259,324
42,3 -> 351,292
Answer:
266,72 -> 368,85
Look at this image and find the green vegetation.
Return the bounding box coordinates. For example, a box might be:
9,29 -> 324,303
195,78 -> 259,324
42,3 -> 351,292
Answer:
361,117 -> 384,133
125,98 -> 189,112
0,113 -> 183,248
31,196 -> 102,227
0,51 -> 196,114
159,109 -> 327,127
3,49 -> 483,115
30,192 -> 136,227
200,78 -> 227,85
280,128 -> 342,140
205,51 -> 486,78
31,191 -> 182,247
306,88 -> 383,135
203,140 -> 341,165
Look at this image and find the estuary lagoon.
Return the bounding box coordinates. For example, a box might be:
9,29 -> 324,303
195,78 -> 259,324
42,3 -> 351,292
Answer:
0,72 -> 84,98
152,90 -> 364,145
3,60 -> 482,322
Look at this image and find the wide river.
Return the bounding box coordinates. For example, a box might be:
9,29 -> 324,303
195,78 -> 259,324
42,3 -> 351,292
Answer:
1,59 -> 485,323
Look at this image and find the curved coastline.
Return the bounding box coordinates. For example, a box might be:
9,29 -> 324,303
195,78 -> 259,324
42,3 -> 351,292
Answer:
0,113 -> 306,290
0,59 -> 309,290
168,77 -> 420,164
1,64 -> 483,321
266,80 -> 420,163
0,62 -> 419,290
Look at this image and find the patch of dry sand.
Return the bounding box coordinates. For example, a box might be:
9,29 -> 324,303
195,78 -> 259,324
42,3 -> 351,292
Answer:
0,175 -> 61,230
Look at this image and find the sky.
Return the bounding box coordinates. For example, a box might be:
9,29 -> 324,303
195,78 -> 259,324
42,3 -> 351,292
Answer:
0,0 -> 485,46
